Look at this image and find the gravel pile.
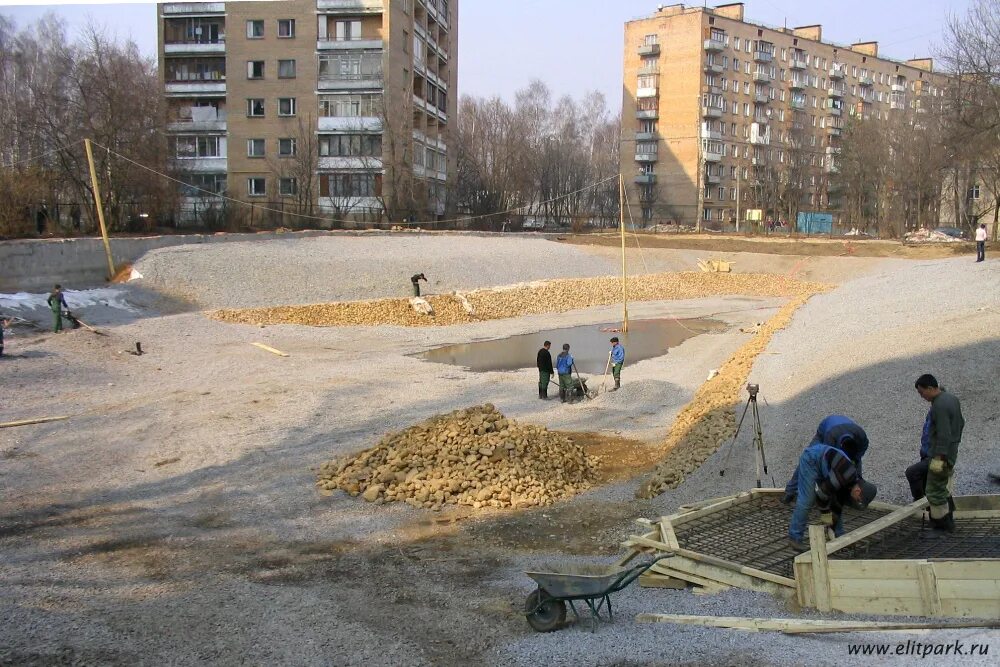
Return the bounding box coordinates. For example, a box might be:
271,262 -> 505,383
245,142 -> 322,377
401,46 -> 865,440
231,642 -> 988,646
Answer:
132,235 -> 626,309
317,404 -> 600,510
212,272 -> 828,327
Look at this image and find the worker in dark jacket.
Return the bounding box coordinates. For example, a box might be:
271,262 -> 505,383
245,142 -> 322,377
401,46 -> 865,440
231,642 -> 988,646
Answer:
905,407 -> 934,501
0,314 -> 9,357
915,374 -> 964,532
555,344 -> 575,403
788,442 -> 876,548
783,415 -> 869,504
410,273 -> 427,297
536,340 -> 553,400
47,284 -> 68,333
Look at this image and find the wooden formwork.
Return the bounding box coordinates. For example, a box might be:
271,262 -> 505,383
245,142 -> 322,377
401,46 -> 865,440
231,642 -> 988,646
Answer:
625,490 -> 1000,619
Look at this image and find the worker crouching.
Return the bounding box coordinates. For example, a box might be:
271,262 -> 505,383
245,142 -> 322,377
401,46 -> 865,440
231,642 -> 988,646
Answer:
788,443 -> 877,550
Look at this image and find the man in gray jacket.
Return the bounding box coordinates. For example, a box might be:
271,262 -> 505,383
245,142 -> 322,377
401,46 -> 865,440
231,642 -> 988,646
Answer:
914,374 -> 964,532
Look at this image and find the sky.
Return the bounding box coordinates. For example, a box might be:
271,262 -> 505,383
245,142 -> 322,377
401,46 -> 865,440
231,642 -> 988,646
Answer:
0,0 -> 974,109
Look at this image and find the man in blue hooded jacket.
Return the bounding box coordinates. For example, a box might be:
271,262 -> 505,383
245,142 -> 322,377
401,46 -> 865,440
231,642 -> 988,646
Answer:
783,415 -> 869,504
555,343 -> 575,403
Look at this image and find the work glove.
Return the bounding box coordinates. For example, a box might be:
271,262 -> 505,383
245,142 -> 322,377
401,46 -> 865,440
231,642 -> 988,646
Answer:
929,458 -> 947,475
820,511 -> 834,527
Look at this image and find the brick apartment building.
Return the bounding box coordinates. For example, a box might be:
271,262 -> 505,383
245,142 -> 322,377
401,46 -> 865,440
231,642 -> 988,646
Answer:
158,0 -> 457,225
622,2 -> 949,228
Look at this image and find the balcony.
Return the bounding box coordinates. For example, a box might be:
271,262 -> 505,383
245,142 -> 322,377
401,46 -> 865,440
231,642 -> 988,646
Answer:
707,85 -> 722,96
753,70 -> 771,83
704,37 -> 726,52
828,87 -> 844,98
829,65 -> 845,79
701,105 -> 723,119
828,126 -> 843,136
703,147 -> 722,162
636,108 -> 659,120
638,191 -> 657,203
635,131 -> 657,141
700,126 -> 721,141
754,50 -> 773,63
828,105 -> 842,117
164,39 -> 225,55
890,98 -> 907,110
790,98 -> 806,110
636,86 -> 659,99
891,83 -> 907,93
319,116 -> 382,132
859,76 -> 874,86
704,60 -> 724,74
318,38 -> 383,51
165,80 -> 226,96
754,92 -> 770,104
638,43 -> 660,56
634,173 -> 657,185
790,57 -> 808,70
705,172 -> 721,184
750,129 -> 770,145
825,146 -> 841,155
167,107 -> 227,132
317,0 -> 384,12
635,151 -> 658,163
318,74 -> 383,91
789,77 -> 806,90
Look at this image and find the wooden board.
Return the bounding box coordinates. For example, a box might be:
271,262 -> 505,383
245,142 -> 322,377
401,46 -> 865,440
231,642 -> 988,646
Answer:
638,573 -> 687,589
659,554 -> 794,597
635,613 -> 1000,634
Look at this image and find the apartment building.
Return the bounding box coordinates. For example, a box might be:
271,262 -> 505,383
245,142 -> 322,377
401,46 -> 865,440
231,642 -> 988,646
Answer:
158,0 -> 457,224
622,2 -> 949,227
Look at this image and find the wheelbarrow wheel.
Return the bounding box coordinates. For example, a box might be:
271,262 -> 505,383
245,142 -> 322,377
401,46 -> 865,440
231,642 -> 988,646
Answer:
524,588 -> 566,632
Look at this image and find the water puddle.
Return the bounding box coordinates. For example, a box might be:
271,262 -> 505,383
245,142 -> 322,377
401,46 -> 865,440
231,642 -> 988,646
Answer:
416,317 -> 728,373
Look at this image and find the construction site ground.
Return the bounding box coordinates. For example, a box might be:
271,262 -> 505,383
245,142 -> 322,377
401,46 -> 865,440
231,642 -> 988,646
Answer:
1,233 -> 997,666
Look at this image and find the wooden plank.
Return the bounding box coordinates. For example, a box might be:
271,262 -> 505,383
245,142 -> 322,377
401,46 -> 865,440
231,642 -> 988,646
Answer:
952,494 -> 1000,512
659,518 -> 680,550
634,613 -> 1000,634
251,342 -> 289,357
749,488 -> 785,497
670,546 -> 797,588
668,492 -> 754,527
638,573 -> 687,589
829,596 -> 929,616
917,563 -> 942,616
649,563 -> 721,589
625,534 -> 675,552
936,580 -> 1000,600
795,560 -> 814,608
930,560 -> 1000,580
675,494 -> 743,513
661,555 -> 795,597
939,598 -> 1000,619
809,525 -> 832,612
824,498 -> 928,555
830,579 -> 922,599
0,415 -> 70,429
952,510 -> 1000,519
827,559 -> 920,580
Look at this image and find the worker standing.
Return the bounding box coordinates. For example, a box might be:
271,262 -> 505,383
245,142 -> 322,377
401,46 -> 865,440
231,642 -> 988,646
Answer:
914,374 -> 964,532
788,443 -> 877,549
783,415 -> 869,504
904,405 -> 934,502
975,223 -> 987,262
555,343 -> 575,404
0,314 -> 9,357
47,284 -> 68,333
609,337 -> 625,391
536,340 -> 553,400
410,273 -> 427,297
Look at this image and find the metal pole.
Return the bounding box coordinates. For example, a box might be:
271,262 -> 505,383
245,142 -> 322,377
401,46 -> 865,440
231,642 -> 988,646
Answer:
84,138 -> 115,280
619,174 -> 628,333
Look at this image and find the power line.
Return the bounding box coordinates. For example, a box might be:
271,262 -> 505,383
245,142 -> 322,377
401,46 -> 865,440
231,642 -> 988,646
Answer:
0,140 -> 84,170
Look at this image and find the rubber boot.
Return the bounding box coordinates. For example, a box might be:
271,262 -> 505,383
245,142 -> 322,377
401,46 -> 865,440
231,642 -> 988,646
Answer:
615,378 -> 621,391
538,388 -> 545,400
559,389 -> 566,403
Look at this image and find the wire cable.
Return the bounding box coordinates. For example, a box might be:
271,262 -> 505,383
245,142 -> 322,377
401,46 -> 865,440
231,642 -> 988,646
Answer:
0,140 -> 84,170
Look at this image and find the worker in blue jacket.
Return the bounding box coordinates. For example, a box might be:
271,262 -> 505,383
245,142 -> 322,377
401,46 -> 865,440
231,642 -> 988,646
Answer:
609,337 -> 625,391
555,343 -> 575,403
788,443 -> 877,548
783,415 -> 869,504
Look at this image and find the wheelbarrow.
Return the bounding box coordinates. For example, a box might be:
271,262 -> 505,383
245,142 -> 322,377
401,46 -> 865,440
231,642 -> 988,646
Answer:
523,554 -> 671,632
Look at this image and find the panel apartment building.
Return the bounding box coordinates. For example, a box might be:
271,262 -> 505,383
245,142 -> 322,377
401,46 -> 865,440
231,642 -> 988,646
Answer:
623,2 -> 949,227
158,0 -> 457,224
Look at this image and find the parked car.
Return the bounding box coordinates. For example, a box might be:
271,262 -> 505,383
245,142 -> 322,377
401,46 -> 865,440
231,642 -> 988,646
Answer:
934,226 -> 968,239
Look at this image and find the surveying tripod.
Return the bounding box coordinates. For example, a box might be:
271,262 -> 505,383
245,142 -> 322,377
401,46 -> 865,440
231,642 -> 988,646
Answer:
720,383 -> 774,488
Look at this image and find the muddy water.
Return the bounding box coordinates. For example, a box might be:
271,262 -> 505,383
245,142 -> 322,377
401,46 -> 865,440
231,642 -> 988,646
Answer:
417,317 -> 727,374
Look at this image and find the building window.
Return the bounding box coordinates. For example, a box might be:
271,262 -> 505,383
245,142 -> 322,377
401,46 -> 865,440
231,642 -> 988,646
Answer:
323,172 -> 379,197
279,178 -> 298,197
278,138 -> 296,157
278,19 -> 295,38
247,177 -> 266,197
247,60 -> 265,79
733,58 -> 739,72
336,20 -> 362,41
318,134 -> 382,157
181,173 -> 226,196
278,59 -> 296,78
174,135 -> 221,159
969,185 -> 981,200
318,93 -> 382,117
703,208 -> 712,221
247,138 -> 265,157
247,98 -> 265,117
246,20 -> 264,39
278,98 -> 296,116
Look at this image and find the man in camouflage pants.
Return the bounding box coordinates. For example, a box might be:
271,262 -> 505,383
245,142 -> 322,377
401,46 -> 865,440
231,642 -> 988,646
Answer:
915,374 -> 964,533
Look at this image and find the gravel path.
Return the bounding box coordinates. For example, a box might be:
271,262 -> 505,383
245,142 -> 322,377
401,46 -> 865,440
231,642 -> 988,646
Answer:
2,235 -> 998,667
